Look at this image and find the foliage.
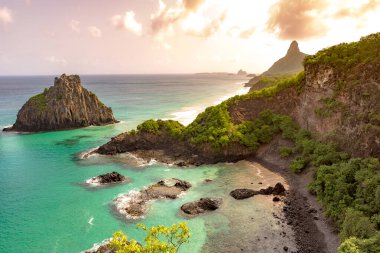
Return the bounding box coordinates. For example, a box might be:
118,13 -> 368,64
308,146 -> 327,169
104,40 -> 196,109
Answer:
227,71 -> 305,105
315,97 -> 343,118
110,222 -> 191,253
339,233 -> 380,253
183,103 -> 233,148
137,119 -> 184,138
279,147 -> 293,158
29,93 -> 48,112
304,32 -> 380,67
309,158 -> 380,237
341,208 -> 377,240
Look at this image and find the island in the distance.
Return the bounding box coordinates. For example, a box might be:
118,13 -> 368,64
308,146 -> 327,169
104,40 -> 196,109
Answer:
3,74 -> 118,132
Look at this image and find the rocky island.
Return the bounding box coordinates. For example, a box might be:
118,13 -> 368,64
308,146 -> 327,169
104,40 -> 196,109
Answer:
3,74 -> 117,132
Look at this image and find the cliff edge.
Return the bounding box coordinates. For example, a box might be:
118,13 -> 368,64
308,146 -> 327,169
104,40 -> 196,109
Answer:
3,74 -> 117,132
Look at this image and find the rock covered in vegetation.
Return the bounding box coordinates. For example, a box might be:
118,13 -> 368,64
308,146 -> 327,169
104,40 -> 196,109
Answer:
247,40 -> 307,89
113,178 -> 191,219
180,197 -> 222,216
3,74 -> 117,132
86,171 -> 127,185
230,183 -> 286,200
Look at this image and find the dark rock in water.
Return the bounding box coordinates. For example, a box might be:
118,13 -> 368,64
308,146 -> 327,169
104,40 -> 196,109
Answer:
3,74 -> 117,132
181,197 -> 223,215
98,172 -> 126,184
113,178 -> 192,219
230,189 -> 256,200
173,178 -> 192,190
231,183 -> 286,200
86,171 -> 127,185
204,179 -> 213,183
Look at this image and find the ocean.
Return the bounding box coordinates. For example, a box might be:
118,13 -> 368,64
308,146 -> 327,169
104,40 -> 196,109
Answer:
0,74 -> 293,252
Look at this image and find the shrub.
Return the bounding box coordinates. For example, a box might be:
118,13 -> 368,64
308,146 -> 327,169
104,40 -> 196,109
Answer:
341,208 -> 377,240
110,222 -> 191,253
279,147 -> 293,158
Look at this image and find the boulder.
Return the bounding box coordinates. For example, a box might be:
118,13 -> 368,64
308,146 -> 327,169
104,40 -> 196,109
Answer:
230,189 -> 256,200
181,198 -> 223,215
230,183 -> 286,200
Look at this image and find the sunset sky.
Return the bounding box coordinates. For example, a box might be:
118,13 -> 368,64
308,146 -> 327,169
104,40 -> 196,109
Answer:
0,0 -> 379,75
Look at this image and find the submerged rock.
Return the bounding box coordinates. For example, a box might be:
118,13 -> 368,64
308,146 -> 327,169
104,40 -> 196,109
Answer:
230,189 -> 256,200
181,197 -> 223,216
113,178 -> 191,219
230,183 -> 286,200
4,74 -> 117,132
86,171 -> 127,185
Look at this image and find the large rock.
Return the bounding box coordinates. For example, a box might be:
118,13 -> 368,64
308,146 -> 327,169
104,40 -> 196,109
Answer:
3,74 -> 117,132
113,178 -> 192,219
247,40 -> 307,89
230,183 -> 286,200
86,171 -> 127,185
181,197 -> 223,216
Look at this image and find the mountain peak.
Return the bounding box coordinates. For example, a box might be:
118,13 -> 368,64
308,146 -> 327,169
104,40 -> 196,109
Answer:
287,40 -> 300,55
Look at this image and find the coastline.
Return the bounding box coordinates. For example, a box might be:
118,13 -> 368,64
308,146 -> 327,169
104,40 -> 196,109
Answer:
167,84 -> 250,126
111,136 -> 340,253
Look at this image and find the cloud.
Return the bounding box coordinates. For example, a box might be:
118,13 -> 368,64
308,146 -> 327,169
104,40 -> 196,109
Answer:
184,12 -> 226,38
111,11 -> 142,36
0,7 -> 12,24
150,0 -> 184,35
46,56 -> 67,66
70,19 -> 80,33
88,26 -> 102,38
183,0 -> 205,12
334,0 -> 380,18
267,0 -> 327,40
239,27 -> 256,39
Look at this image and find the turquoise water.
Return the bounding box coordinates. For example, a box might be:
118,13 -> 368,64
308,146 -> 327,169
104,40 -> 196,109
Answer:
0,74 -> 265,253
0,75 -> 296,252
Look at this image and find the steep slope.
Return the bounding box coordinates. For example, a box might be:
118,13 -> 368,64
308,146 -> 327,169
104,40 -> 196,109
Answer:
4,74 -> 117,132
247,41 -> 307,90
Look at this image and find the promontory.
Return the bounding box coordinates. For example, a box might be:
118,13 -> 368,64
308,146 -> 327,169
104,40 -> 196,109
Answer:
3,74 -> 117,132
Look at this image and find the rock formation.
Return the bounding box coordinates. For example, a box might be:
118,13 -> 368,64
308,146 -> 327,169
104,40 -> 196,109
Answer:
246,40 -> 307,89
86,171 -> 127,185
181,197 -> 223,216
113,178 -> 191,219
230,183 -> 286,200
3,74 -> 117,132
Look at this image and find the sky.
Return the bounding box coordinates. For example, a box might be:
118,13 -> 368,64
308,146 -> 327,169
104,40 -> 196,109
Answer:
0,0 -> 379,75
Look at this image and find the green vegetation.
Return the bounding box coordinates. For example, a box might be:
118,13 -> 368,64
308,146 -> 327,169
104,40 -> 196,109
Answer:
137,119 -> 184,138
109,222 -> 190,253
29,93 -> 48,111
228,71 -> 305,105
183,103 -> 232,148
315,97 -> 343,118
304,33 -> 380,67
339,233 -> 380,253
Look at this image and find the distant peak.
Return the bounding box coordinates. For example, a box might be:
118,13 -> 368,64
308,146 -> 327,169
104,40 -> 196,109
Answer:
286,40 -> 300,55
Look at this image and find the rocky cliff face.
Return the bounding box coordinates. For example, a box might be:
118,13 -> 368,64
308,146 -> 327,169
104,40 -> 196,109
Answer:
4,74 -> 117,132
230,60 -> 380,158
97,33 -> 380,162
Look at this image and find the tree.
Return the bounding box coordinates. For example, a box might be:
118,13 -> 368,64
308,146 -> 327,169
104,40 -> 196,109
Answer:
109,222 -> 191,253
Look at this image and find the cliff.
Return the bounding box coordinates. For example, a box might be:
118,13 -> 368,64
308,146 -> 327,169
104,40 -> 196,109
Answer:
4,74 -> 117,132
97,33 -> 380,161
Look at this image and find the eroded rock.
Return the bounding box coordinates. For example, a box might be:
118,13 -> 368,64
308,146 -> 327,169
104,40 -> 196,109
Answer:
181,197 -> 223,216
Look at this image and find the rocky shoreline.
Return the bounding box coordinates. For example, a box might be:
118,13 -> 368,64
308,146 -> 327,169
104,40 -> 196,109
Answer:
97,137 -> 339,253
